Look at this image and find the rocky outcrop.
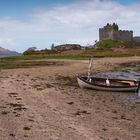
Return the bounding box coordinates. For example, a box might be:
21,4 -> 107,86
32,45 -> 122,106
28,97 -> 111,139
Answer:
52,44 -> 82,52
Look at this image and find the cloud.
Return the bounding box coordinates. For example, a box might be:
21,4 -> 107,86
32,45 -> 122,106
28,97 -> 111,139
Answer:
0,38 -> 16,47
0,0 -> 140,52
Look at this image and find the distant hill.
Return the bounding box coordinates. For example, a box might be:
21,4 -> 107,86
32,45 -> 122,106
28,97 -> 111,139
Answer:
0,47 -> 21,57
133,36 -> 140,42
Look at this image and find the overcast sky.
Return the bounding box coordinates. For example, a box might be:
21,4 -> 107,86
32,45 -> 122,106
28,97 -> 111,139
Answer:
0,0 -> 140,52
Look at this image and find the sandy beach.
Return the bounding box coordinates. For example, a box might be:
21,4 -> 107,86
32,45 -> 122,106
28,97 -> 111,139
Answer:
0,56 -> 140,140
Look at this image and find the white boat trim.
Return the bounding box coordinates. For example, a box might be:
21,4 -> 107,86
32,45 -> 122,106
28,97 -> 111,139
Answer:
77,76 -> 138,92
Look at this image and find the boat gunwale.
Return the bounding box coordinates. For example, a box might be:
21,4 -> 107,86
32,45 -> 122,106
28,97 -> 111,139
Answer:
77,76 -> 138,89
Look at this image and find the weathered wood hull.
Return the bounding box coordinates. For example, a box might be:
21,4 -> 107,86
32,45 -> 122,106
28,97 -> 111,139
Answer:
77,76 -> 138,92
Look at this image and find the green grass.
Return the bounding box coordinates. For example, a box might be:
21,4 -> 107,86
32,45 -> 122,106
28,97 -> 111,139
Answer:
0,60 -> 60,69
0,54 -> 91,61
96,39 -> 125,48
1,48 -> 140,62
0,45 -> 139,70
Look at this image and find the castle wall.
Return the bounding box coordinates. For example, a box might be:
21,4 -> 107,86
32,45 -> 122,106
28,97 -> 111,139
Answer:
113,31 -> 133,42
99,23 -> 133,42
99,29 -> 113,40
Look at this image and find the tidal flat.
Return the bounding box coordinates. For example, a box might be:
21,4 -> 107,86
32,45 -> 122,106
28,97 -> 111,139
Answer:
0,56 -> 140,140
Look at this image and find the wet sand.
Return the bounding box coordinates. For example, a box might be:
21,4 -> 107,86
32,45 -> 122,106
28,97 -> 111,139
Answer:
0,56 -> 140,140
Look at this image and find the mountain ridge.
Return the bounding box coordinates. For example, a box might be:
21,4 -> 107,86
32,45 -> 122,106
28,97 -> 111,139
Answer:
0,46 -> 21,57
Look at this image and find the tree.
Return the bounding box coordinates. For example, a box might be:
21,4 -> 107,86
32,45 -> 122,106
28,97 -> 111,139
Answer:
27,47 -> 37,51
51,43 -> 55,50
95,40 -> 97,44
22,47 -> 37,55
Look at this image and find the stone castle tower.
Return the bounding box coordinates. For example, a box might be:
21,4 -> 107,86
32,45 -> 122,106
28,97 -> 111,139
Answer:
99,23 -> 133,42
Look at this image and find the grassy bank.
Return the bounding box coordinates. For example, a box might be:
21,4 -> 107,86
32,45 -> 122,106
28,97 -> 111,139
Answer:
0,46 -> 139,69
1,47 -> 140,61
0,54 -> 88,61
0,60 -> 63,69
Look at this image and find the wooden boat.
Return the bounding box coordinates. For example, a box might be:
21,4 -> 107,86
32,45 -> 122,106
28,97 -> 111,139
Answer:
77,56 -> 140,92
77,76 -> 139,91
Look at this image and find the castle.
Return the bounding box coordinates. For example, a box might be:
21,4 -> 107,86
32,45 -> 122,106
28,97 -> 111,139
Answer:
99,23 -> 133,42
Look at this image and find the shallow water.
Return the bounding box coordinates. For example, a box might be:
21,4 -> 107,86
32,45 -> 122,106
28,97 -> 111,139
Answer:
96,71 -> 140,103
96,71 -> 140,80
119,62 -> 140,72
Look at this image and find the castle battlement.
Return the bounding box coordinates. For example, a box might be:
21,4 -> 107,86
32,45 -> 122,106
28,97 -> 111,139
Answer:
119,30 -> 133,33
99,23 -> 133,42
100,23 -> 119,31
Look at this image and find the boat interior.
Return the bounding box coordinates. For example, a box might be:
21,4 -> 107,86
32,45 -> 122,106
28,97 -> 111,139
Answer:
82,77 -> 138,87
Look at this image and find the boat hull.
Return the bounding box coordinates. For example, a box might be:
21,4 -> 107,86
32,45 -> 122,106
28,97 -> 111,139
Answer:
77,76 -> 138,92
